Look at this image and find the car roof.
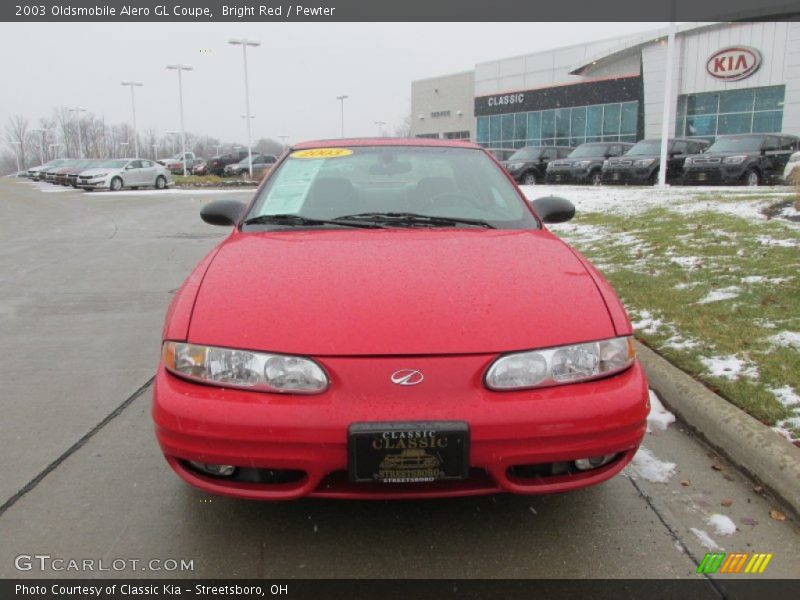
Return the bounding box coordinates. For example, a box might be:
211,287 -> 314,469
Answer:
292,137 -> 482,150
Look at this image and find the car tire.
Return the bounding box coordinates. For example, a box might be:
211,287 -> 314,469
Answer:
522,172 -> 537,185
155,175 -> 167,190
83,188 -> 92,192
744,168 -> 760,187
590,170 -> 602,186
110,177 -> 123,192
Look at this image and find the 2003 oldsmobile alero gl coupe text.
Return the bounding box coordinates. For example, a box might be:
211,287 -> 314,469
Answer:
152,138 -> 649,500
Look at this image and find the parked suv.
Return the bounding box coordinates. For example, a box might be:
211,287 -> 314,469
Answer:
602,138 -> 710,185
546,142 -> 634,185
208,150 -> 249,176
223,154 -> 277,177
682,133 -> 800,186
502,146 -> 573,185
158,152 -> 202,175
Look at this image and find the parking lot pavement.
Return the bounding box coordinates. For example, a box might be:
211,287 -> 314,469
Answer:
1,179 -> 798,580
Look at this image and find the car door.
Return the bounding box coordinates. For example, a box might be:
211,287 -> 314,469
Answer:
121,160 -> 140,186
139,159 -> 157,186
539,148 -> 557,177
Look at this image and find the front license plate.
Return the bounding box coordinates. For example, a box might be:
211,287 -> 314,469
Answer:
555,175 -> 562,181
348,421 -> 469,483
612,172 -> 621,180
698,172 -> 707,181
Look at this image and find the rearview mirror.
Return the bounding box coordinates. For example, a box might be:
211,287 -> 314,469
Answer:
201,200 -> 246,226
531,196 -> 575,224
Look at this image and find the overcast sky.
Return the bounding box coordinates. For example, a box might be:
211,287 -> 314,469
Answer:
0,22 -> 667,145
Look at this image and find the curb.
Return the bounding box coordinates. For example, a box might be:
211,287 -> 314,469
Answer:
635,341 -> 800,517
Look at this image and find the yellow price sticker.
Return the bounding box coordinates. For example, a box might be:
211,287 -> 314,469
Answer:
291,148 -> 354,159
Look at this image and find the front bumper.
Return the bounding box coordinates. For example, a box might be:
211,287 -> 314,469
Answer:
682,165 -> 746,185
78,178 -> 110,189
601,168 -> 655,185
153,356 -> 648,500
545,168 -> 593,184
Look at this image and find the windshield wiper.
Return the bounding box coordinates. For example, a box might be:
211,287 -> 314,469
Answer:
333,212 -> 495,229
243,214 -> 384,229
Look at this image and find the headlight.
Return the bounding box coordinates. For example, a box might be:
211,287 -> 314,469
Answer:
92,173 -> 108,178
723,155 -> 747,164
485,336 -> 635,391
633,159 -> 655,167
575,161 -> 591,168
162,341 -> 329,394
789,154 -> 800,163
507,162 -> 523,169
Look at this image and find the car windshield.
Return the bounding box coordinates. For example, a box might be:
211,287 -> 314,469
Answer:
97,160 -> 128,169
627,140 -> 664,156
707,137 -> 763,153
568,144 -> 608,158
245,146 -> 538,230
508,148 -> 542,161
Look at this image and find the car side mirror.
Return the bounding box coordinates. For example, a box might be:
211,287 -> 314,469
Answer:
531,196 -> 575,224
201,200 -> 246,226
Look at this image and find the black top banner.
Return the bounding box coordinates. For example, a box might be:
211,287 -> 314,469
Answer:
2,0 -> 800,22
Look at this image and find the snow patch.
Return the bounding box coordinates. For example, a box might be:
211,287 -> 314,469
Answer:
755,235 -> 797,248
627,447 -> 676,483
690,528 -> 722,551
700,355 -> 759,381
769,385 -> 800,407
707,514 -> 737,536
647,389 -> 676,432
769,331 -> 800,349
696,286 -> 741,304
670,256 -> 703,270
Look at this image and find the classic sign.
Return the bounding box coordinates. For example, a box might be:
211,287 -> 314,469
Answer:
706,46 -> 762,81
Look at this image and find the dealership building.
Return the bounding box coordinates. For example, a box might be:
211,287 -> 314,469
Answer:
410,21 -> 798,148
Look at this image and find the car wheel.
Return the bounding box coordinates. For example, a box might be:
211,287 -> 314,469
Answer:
155,175 -> 167,189
590,171 -> 602,186
744,169 -> 760,187
522,172 -> 537,185
110,177 -> 123,191
83,188 -> 92,192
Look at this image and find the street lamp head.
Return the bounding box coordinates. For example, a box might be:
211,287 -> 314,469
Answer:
229,39 -> 261,47
121,81 -> 144,87
166,64 -> 193,71
337,95 -> 349,101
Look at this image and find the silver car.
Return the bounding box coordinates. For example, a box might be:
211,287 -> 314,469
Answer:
784,151 -> 800,184
76,158 -> 172,191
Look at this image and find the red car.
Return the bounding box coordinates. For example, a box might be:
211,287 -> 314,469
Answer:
153,138 -> 648,500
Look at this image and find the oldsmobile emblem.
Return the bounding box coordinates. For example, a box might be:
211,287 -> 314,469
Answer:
390,369 -> 424,386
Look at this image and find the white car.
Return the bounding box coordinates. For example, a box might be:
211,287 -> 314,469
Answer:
76,159 -> 172,191
784,151 -> 800,184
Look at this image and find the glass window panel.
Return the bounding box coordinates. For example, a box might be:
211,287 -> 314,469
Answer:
586,135 -> 602,143
570,107 -> 586,139
687,92 -> 719,116
490,115 -> 501,143
620,135 -> 637,143
621,102 -> 638,135
719,89 -> 754,114
555,108 -> 570,138
570,137 -> 586,147
675,117 -> 685,137
755,86 -> 785,111
586,106 -> 603,137
476,117 -> 489,144
513,140 -> 526,149
555,138 -> 570,147
603,104 -> 621,136
501,114 -> 515,141
686,115 -> 718,136
514,113 -> 528,141
752,110 -> 783,133
717,113 -> 751,135
542,138 -> 555,146
541,110 -> 555,139
527,112 -> 541,140
676,96 -> 687,118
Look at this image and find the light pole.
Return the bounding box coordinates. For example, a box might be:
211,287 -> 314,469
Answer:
49,143 -> 63,158
30,128 -> 47,163
11,141 -> 21,172
166,130 -> 178,156
658,1 -> 678,188
229,38 -> 260,178
121,81 -> 143,158
336,95 -> 348,138
213,144 -> 222,156
166,64 -> 193,176
152,144 -> 159,161
120,142 -> 129,158
278,135 -> 289,154
68,106 -> 87,158
374,120 -> 386,137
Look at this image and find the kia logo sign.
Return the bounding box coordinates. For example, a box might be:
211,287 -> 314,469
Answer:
706,46 -> 762,81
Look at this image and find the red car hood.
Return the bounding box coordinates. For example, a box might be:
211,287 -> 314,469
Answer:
188,229 -> 616,356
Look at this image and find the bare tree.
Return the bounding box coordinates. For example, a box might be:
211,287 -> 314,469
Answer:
393,113 -> 412,138
5,114 -> 29,169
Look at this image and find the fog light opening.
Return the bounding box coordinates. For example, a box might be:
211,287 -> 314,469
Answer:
188,461 -> 237,477
573,454 -> 617,471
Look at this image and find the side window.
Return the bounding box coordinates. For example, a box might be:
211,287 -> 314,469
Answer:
779,137 -> 798,152
266,156 -> 276,164
129,160 -> 142,169
141,160 -> 153,168
608,144 -> 622,156
543,148 -> 557,160
558,148 -> 571,158
762,137 -> 778,151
